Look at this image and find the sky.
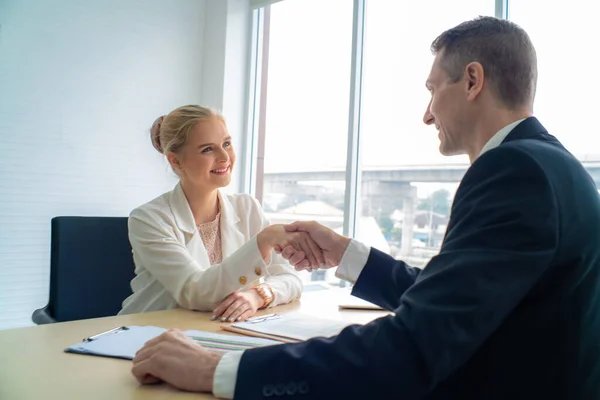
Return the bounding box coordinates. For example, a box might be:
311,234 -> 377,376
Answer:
262,0 -> 600,174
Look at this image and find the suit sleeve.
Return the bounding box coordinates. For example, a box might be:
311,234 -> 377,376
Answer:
351,246 -> 421,310
234,146 -> 559,399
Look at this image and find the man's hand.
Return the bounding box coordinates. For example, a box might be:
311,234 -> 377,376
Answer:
212,289 -> 263,322
132,329 -> 222,393
275,221 -> 351,271
257,224 -> 325,268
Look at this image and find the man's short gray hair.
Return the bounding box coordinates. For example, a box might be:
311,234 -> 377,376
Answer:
431,16 -> 537,109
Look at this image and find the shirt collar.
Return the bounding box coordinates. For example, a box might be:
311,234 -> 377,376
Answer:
478,118 -> 527,157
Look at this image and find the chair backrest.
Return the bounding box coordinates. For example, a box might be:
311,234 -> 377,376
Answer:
47,216 -> 135,322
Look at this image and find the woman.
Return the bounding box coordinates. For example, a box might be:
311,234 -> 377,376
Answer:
120,105 -> 320,322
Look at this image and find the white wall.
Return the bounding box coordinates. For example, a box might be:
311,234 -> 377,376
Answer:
201,0 -> 253,193
0,0 -> 216,330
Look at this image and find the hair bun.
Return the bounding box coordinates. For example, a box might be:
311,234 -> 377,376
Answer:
150,115 -> 165,154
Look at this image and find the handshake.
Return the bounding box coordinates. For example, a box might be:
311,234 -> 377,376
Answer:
256,221 -> 351,272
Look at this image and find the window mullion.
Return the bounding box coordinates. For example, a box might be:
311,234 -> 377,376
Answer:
343,0 -> 366,240
495,0 -> 509,19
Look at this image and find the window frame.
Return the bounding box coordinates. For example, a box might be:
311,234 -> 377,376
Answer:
245,0 -> 508,247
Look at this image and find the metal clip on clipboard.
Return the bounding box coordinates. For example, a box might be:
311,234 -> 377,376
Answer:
83,326 -> 129,342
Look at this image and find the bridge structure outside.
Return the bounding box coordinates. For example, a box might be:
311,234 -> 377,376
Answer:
264,161 -> 600,267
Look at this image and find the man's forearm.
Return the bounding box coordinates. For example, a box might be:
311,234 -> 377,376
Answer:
352,250 -> 421,310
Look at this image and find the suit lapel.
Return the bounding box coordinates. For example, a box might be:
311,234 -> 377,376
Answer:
218,191 -> 244,259
168,182 -> 196,236
168,185 -> 244,264
168,183 -> 211,265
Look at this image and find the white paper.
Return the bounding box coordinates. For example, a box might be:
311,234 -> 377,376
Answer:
338,294 -> 383,310
230,313 -> 354,342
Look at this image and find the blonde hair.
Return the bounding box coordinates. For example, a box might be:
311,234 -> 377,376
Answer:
150,105 -> 225,155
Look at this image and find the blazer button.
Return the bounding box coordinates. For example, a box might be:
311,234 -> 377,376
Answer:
255,267 -> 263,276
298,381 -> 309,394
239,276 -> 247,285
286,382 -> 298,395
274,383 -> 286,396
262,384 -> 275,397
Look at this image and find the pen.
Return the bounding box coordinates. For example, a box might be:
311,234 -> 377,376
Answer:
83,326 -> 128,342
244,313 -> 282,324
247,313 -> 276,321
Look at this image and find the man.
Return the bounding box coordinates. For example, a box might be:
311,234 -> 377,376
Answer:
131,17 -> 600,399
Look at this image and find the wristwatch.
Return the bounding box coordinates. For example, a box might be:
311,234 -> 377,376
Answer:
255,283 -> 275,308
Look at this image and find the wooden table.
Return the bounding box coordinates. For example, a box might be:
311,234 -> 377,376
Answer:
0,289 -> 388,399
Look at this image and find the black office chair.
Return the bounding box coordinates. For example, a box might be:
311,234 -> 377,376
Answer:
32,217 -> 136,324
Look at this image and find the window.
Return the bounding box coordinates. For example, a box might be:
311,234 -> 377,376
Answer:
358,0 -> 494,267
254,0 -> 354,284
509,0 -> 600,163
250,0 -> 592,281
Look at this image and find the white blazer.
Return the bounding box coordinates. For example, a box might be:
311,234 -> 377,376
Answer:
119,183 -> 303,315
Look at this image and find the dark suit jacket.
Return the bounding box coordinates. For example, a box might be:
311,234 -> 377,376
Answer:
236,117 -> 600,399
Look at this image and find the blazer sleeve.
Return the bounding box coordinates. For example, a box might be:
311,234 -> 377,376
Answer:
235,146 -> 559,399
251,197 -> 303,307
128,207 -> 270,311
350,247 -> 421,310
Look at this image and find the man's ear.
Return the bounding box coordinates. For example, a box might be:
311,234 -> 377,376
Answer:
464,61 -> 484,101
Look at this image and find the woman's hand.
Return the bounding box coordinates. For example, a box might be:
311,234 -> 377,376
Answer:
211,289 -> 264,322
257,225 -> 325,268
274,221 -> 351,272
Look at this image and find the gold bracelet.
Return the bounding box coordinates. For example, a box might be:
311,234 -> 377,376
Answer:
255,283 -> 274,308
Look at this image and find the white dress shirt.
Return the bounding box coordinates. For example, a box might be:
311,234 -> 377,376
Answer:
478,118 -> 526,157
119,182 -> 302,315
212,119 -> 527,399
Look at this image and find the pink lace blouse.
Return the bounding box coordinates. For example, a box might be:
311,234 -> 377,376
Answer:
197,212 -> 223,264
